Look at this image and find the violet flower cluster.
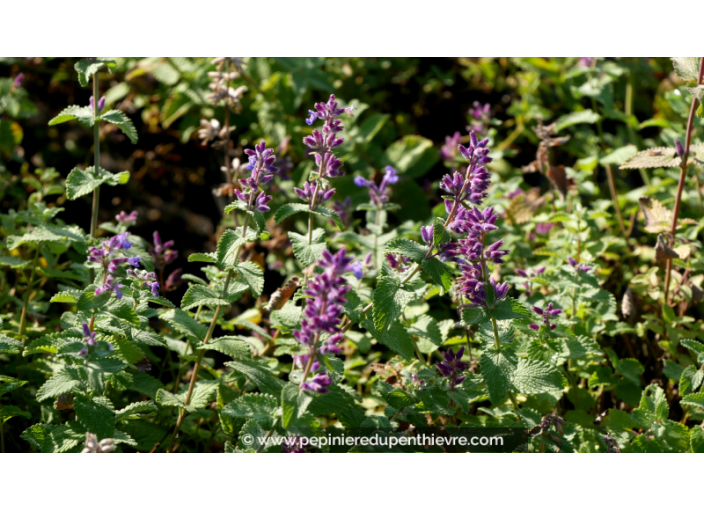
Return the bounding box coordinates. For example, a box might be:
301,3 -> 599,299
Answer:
78,321 -> 113,357
528,302 -> 562,331
88,233 -> 140,299
434,132 -> 509,308
568,257 -> 592,273
237,140 -> 276,213
436,347 -> 470,391
354,166 -> 399,207
127,269 -> 160,297
151,231 -> 178,270
468,101 -> 491,135
115,210 -> 137,226
295,248 -> 356,394
297,95 -> 355,210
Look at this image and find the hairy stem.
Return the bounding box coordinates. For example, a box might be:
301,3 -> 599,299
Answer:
168,211 -> 252,452
664,57 -> 704,305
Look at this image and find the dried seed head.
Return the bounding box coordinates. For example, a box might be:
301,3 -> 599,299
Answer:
621,288 -> 634,317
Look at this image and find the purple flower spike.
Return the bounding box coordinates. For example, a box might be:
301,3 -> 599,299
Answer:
13,73 -> 24,88
355,166 -> 399,206
436,347 -> 470,391
530,302 -> 562,332
297,248 -> 356,392
81,322 -> 97,346
301,373 -> 332,394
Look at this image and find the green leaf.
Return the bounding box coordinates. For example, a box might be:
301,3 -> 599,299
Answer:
420,257 -> 453,293
432,218 -> 451,246
512,359 -> 567,394
289,228 -> 326,267
361,319 -> 415,361
48,105 -> 94,126
672,57 -> 701,82
639,384 -> 669,421
0,405 -> 31,422
65,166 -> 130,200
480,349 -> 516,404
36,367 -> 81,402
221,393 -> 278,428
101,109 -> 138,143
226,360 -> 284,396
74,395 -> 115,440
554,109 -> 600,132
384,238 -> 426,262
234,261 -> 264,298
224,201 -> 267,233
274,203 -> 343,230
281,383 -> 312,429
462,307 -> 491,325
216,228 -> 257,266
188,252 -> 217,264
307,385 -> 366,428
160,308 -> 207,342
372,275 -> 417,332
681,393 -> 704,411
616,358 -> 645,386
41,422 -> 86,453
680,366 -> 704,396
76,286 -> 111,311
0,376 -> 27,398
50,290 -> 81,304
115,400 -> 159,420
619,145 -> 687,170
111,336 -> 145,364
74,58 -> 116,87
196,336 -> 252,360
0,334 -> 22,355
181,284 -> 230,311
385,135 -> 438,178
7,225 -> 84,250
491,298 -> 531,321
691,425 -> 704,453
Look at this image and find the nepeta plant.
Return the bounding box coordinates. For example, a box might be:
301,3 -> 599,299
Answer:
5,57 -> 704,454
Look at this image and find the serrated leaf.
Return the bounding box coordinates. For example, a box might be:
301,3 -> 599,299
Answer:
188,252 -> 217,264
48,105 -> 94,126
307,385 -> 366,428
0,405 -> 31,422
74,59 -> 116,87
618,144 -> 704,170
111,336 -> 145,364
224,201 -> 267,233
274,203 -> 342,229
0,334 -> 22,355
432,218 -> 451,246
513,359 -> 567,394
681,393 -> 704,411
226,360 -> 284,396
691,425 -> 704,453
480,349 -> 516,404
281,384 -> 312,429
384,238 -> 426,263
462,307 -> 491,325
74,395 -> 115,440
160,308 -> 207,342
234,261 -> 264,297
420,257 -> 453,293
101,109 -> 138,143
216,228 -> 257,266
36,367 -> 82,401
115,400 -> 159,420
289,228 -> 326,267
181,284 -> 230,311
50,290 -> 81,304
672,57 -> 701,82
65,166 -> 130,200
196,336 -> 252,360
7,225 -> 84,250
362,319 -> 415,361
221,393 -> 278,428
372,275 -> 416,332
491,298 -> 532,321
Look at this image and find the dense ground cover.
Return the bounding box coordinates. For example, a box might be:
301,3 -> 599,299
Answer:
1,57 -> 704,453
